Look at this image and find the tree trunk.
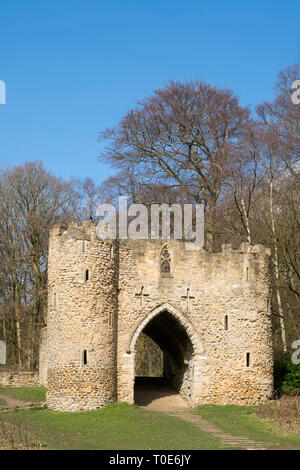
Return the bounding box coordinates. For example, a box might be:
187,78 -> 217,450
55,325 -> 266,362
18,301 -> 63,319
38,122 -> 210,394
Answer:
269,179 -> 287,353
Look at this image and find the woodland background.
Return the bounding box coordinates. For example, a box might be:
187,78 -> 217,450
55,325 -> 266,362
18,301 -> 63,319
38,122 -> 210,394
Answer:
0,60 -> 299,383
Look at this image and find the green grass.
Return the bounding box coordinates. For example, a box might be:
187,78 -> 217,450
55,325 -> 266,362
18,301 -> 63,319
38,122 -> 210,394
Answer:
1,388 -> 299,449
196,404 -> 300,450
0,403 -> 221,450
0,399 -> 7,406
0,387 -> 46,403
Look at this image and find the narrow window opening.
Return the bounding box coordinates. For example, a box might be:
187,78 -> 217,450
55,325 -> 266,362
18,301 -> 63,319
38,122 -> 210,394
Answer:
108,311 -> 113,327
246,352 -> 251,368
267,299 -> 270,313
110,245 -> 114,259
161,245 -> 171,274
246,267 -> 249,281
83,350 -> 88,365
224,315 -> 228,330
85,269 -> 89,282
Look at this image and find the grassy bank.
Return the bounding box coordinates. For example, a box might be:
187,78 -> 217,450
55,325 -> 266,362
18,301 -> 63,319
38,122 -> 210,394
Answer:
0,387 -> 299,450
0,387 -> 46,403
196,403 -> 300,450
0,403 -> 221,450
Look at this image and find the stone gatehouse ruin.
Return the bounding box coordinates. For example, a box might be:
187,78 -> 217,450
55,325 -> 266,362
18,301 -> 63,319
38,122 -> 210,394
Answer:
39,221 -> 274,412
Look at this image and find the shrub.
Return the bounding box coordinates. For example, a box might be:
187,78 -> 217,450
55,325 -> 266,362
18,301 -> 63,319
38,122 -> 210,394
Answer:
281,360 -> 300,396
274,357 -> 289,394
258,396 -> 300,432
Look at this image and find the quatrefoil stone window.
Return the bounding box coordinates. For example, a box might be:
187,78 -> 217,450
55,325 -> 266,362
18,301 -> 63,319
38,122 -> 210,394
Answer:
161,246 -> 171,273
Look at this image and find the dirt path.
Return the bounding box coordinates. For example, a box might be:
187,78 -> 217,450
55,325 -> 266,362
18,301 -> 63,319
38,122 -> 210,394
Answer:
134,377 -> 188,411
135,377 -> 266,450
0,394 -> 45,410
166,410 -> 266,449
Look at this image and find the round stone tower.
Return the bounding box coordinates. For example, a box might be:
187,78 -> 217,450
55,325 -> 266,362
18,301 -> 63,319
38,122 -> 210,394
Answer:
46,221 -> 118,411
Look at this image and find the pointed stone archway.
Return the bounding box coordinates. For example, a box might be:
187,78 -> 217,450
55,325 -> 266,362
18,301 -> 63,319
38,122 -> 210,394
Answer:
126,303 -> 205,407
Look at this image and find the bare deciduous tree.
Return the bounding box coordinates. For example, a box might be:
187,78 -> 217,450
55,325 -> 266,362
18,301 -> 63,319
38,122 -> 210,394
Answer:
99,80 -> 250,251
0,162 -> 80,368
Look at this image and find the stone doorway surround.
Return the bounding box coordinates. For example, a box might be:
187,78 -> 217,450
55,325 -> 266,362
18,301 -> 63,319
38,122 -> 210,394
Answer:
123,303 -> 206,406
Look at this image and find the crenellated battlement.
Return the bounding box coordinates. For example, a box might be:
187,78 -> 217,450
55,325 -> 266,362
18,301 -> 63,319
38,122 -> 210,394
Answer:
50,221 -> 94,241
50,221 -> 271,258
49,221 -> 114,259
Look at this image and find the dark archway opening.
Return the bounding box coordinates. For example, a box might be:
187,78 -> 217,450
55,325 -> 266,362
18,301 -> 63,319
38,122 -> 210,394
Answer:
134,310 -> 194,406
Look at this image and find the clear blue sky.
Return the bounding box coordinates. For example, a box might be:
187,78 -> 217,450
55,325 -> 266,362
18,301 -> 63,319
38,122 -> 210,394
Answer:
0,0 -> 299,184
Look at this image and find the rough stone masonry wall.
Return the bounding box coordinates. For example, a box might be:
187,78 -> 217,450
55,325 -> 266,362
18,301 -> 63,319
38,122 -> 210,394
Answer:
46,222 -> 118,411
163,341 -> 194,403
45,221 -> 273,411
117,239 -> 273,406
39,328 -> 48,386
0,371 -> 39,387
